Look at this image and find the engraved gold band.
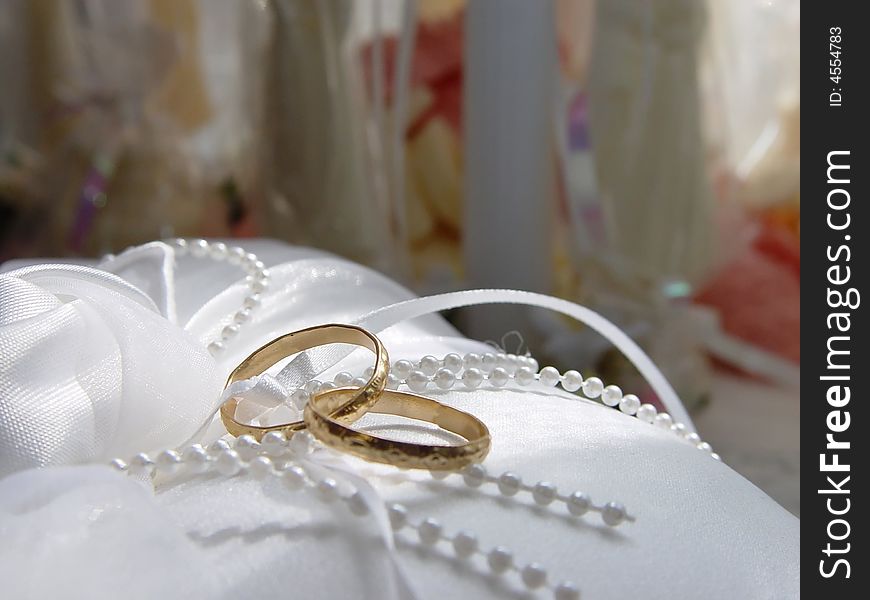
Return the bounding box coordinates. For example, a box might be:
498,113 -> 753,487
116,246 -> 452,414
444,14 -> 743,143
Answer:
220,324 -> 389,441
303,387 -> 491,471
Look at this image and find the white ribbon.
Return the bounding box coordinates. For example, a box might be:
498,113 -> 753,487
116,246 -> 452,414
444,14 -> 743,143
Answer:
271,289 -> 694,431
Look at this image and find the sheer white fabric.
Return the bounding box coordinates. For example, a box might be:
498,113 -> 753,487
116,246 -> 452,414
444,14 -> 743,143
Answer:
0,240 -> 798,599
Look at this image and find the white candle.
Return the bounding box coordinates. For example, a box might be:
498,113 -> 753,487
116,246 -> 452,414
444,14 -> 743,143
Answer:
462,0 -> 557,337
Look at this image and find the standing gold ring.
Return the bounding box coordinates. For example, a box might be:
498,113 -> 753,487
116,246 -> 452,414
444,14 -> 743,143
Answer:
220,324 -> 389,441
303,387 -> 491,471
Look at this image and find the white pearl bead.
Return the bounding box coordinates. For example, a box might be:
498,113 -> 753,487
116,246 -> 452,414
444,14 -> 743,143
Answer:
182,444 -> 210,473
171,238 -> 188,252
233,434 -> 260,459
489,367 -> 509,387
515,366 -> 535,386
443,353 -> 463,373
155,450 -> 182,475
481,353 -> 498,373
685,432 -> 701,445
316,478 -> 339,503
434,368 -> 456,390
207,341 -> 225,355
521,563 -> 547,589
697,442 -> 713,453
418,518 -> 442,545
554,581 -> 581,600
333,371 -> 354,387
671,422 -> 688,437
539,366 -> 561,387
527,357 -> 540,372
228,246 -> 246,265
233,308 -> 252,324
452,531 -> 478,558
601,502 -> 627,526
505,354 -> 520,374
532,482 -> 557,505
419,355 -> 440,376
487,547 -> 514,574
601,385 -> 623,407
567,492 -> 591,516
393,359 -> 414,380
463,353 -> 482,370
130,452 -> 155,476
430,469 -> 450,480
249,456 -> 273,479
248,278 -> 269,295
319,381 -> 337,392
242,294 -> 261,310
388,504 -> 408,530
261,431 -> 287,457
289,431 -> 314,456
208,439 -> 232,456
248,276 -> 269,293
654,413 -> 673,429
636,403 -> 657,423
283,465 -> 307,489
408,370 -> 429,392
497,472 -> 522,496
109,458 -> 128,472
350,377 -> 367,388
711,452 -> 722,462
290,389 -> 310,410
215,449 -> 242,476
462,464 -> 487,488
581,377 -> 604,398
619,394 -> 641,415
208,241 -> 228,259
190,239 -> 209,257
461,368 -> 484,389
346,491 -> 370,516
385,374 -> 400,390
303,380 -> 322,395
221,324 -> 241,341
561,370 -> 583,392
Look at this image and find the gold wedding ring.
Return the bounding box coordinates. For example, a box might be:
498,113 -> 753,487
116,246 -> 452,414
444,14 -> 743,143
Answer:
304,388 -> 491,471
220,324 -> 389,440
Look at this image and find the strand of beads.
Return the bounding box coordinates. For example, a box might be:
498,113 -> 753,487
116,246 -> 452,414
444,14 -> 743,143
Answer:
315,351 -> 719,461
433,463 -> 632,526
388,504 -> 580,600
279,434 -> 630,527
167,238 -> 270,356
109,437 -> 581,599
255,436 -> 632,527
116,431 -> 632,529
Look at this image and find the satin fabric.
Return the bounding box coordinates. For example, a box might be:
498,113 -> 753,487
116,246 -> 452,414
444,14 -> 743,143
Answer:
0,240 -> 798,599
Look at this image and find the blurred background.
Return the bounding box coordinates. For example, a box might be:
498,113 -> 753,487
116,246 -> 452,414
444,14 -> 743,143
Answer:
0,0 -> 800,513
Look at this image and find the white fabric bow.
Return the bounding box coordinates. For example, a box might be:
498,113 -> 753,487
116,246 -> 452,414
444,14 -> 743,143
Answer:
0,244 -> 222,477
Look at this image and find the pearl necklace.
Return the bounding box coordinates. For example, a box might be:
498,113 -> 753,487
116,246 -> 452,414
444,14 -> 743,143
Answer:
167,238 -> 271,356
290,352 -> 719,461
111,433 -> 581,600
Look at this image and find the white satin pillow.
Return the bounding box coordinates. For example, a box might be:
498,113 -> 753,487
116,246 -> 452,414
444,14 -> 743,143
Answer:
0,240 -> 798,599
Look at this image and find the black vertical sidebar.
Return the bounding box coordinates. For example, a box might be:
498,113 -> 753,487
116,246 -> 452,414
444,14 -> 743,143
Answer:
803,2 -> 866,597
